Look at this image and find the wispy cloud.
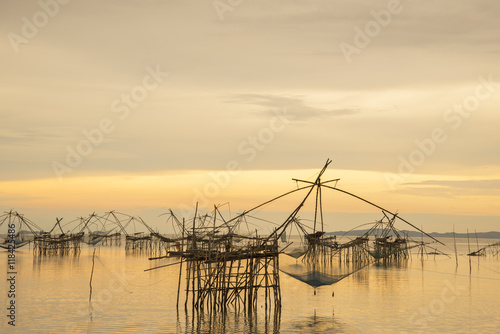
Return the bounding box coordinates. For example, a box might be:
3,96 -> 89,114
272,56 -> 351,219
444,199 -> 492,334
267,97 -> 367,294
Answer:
0,129 -> 61,143
398,179 -> 500,198
0,193 -> 47,204
405,179 -> 500,190
226,94 -> 361,121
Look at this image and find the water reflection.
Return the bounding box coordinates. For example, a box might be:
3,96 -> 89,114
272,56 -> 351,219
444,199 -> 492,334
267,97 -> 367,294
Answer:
178,306 -> 281,334
287,310 -> 351,334
32,249 -> 80,273
372,258 -> 409,270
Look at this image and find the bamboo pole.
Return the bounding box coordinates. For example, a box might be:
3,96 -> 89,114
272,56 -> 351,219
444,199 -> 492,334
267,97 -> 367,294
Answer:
453,225 -> 458,266
89,248 -> 96,319
467,229 -> 472,273
176,218 -> 185,309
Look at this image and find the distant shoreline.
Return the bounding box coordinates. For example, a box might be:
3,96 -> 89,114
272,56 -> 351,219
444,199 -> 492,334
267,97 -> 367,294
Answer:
326,230 -> 500,239
3,230 -> 500,240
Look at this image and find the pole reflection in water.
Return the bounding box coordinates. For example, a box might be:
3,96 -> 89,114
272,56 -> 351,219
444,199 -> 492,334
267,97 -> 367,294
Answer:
177,305 -> 281,334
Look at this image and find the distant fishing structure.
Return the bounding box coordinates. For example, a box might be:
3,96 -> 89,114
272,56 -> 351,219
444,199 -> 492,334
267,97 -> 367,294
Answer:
29,211 -> 175,256
274,160 -> 441,267
468,240 -> 500,257
0,210 -> 41,249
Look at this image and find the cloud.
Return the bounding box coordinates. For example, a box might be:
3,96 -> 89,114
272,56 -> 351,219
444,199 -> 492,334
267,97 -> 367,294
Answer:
0,193 -> 47,204
398,179 -> 500,198
0,129 -> 62,143
0,0 -> 499,182
226,94 -> 361,121
405,179 -> 500,190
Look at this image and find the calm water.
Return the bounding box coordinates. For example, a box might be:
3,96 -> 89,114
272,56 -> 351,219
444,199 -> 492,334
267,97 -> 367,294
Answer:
1,238 -> 500,333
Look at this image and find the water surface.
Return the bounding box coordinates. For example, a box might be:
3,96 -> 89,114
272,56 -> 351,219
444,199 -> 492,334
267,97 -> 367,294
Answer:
1,238 -> 499,333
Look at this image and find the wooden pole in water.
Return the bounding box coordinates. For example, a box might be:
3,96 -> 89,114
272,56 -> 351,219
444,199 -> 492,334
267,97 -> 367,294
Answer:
313,179 -> 319,233
420,226 -> 424,260
467,229 -> 471,253
176,218 -> 185,309
191,203 -> 198,311
89,248 -> 96,317
467,229 -> 471,273
475,229 -> 480,253
453,225 -> 458,266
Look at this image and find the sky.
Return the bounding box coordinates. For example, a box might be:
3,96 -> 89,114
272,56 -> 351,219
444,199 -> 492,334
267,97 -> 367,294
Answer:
1,0 -> 499,233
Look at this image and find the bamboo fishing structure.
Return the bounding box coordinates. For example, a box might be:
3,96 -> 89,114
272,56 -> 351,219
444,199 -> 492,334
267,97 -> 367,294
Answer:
3,160 -> 447,316
31,211 -> 168,256
145,159 -> 442,310
33,218 -> 83,256
92,232 -> 121,247
168,204 -> 282,313
0,210 -> 41,249
468,240 -> 500,257
281,161 -> 429,266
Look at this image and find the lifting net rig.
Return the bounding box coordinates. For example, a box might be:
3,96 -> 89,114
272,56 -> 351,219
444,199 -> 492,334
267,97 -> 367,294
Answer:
146,159 -> 443,310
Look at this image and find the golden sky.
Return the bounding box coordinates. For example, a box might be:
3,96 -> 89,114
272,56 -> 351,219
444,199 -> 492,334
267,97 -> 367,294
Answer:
1,1 -> 499,232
